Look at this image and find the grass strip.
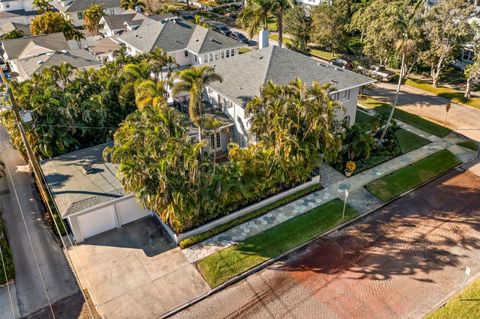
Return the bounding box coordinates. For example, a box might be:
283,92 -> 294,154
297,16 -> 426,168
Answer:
179,183 -> 323,248
394,129 -> 431,154
457,141 -> 479,152
360,98 -> 451,137
0,213 -> 15,285
406,78 -> 480,110
196,199 -> 358,288
426,278 -> 480,319
365,149 -> 460,202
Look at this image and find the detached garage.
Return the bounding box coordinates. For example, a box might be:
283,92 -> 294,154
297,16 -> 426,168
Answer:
41,143 -> 152,243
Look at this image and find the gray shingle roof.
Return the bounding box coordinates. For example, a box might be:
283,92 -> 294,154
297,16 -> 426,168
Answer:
1,33 -> 69,60
0,21 -> 32,36
63,0 -> 121,12
17,49 -> 101,78
118,19 -> 245,54
207,46 -> 375,106
102,13 -> 138,30
41,143 -> 125,217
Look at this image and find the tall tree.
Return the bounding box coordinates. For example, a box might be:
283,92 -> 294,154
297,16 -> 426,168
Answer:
32,0 -> 55,13
120,0 -> 146,11
311,0 -> 351,55
272,0 -> 295,48
284,6 -> 311,54
172,66 -> 223,150
83,4 -> 105,35
236,0 -> 273,39
378,0 -> 425,143
421,0 -> 474,87
30,12 -> 84,41
350,0 -> 372,43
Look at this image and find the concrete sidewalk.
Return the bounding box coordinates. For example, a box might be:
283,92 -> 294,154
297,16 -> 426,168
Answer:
369,82 -> 480,142
182,119 -> 477,263
0,284 -> 20,319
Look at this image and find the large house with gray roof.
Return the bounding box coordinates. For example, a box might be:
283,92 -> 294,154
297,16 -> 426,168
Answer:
118,17 -> 246,67
1,32 -> 101,81
57,0 -> 125,27
203,46 -> 375,148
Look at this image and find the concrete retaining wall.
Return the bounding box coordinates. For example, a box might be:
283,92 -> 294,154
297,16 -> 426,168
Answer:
160,175 -> 321,244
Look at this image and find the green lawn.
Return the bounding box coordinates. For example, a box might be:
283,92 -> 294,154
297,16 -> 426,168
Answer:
359,98 -> 451,137
365,149 -> 460,202
239,47 -> 252,54
457,141 -> 479,152
196,199 -> 358,288
0,213 -> 15,285
426,278 -> 480,319
394,129 -> 430,154
179,183 -> 323,248
268,34 -> 336,60
406,79 -> 480,110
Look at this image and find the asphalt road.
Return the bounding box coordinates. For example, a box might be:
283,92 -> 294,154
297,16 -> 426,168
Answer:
0,126 -> 79,317
174,168 -> 480,319
369,82 -> 480,142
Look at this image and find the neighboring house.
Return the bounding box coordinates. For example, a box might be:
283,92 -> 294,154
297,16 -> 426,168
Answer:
203,46 -> 375,148
0,20 -> 31,36
1,32 -> 101,80
296,0 -> 331,7
41,143 -> 152,243
99,11 -> 175,37
56,0 -> 125,27
87,36 -> 121,62
118,17 -> 246,67
0,0 -> 40,22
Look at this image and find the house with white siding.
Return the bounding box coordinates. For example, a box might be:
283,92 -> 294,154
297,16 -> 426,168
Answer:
117,17 -> 246,67
57,0 -> 125,27
203,46 -> 375,149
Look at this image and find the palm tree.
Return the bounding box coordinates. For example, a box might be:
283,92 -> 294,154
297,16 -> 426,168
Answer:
83,4 -> 105,35
172,66 -> 223,153
134,79 -> 166,109
237,0 -> 273,41
379,0 -> 423,143
272,0 -> 296,48
120,0 -> 145,11
145,48 -> 176,81
32,0 -> 54,13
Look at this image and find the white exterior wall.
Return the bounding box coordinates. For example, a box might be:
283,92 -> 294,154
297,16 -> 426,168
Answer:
198,47 -> 239,64
172,49 -> 192,66
0,0 -> 25,11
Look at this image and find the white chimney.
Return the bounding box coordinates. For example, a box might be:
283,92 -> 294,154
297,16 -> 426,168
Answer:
258,29 -> 269,49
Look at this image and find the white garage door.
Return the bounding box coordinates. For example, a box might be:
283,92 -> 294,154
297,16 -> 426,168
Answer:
116,197 -> 150,226
78,205 -> 117,239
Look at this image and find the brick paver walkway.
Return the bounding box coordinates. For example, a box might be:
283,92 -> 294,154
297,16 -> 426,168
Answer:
174,169 -> 480,319
182,117 -> 477,263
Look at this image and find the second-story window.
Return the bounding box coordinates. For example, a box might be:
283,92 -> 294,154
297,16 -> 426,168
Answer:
184,50 -> 189,57
231,49 -> 235,56
77,12 -> 83,20
226,50 -> 230,58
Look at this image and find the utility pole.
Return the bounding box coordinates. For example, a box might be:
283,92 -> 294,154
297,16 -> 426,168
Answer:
0,68 -> 50,207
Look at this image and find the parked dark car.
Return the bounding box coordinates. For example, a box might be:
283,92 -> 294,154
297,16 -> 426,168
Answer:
212,24 -> 231,36
329,57 -> 354,70
229,31 -> 249,44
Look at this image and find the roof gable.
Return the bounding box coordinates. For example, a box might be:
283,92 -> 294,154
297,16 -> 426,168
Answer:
1,33 -> 68,60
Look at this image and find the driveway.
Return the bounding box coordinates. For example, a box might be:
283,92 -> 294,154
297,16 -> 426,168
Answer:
369,82 -> 480,142
68,216 -> 209,319
173,169 -> 480,319
0,126 -> 79,317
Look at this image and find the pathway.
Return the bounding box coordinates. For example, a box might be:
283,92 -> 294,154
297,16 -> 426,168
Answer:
182,119 -> 476,263
174,168 -> 480,319
369,82 -> 480,142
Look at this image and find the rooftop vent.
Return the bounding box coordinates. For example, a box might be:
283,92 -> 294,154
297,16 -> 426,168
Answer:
61,49 -> 68,54
37,60 -> 44,64
82,163 -> 95,175
331,79 -> 339,84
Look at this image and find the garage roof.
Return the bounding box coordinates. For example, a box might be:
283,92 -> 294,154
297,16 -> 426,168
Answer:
41,143 -> 125,218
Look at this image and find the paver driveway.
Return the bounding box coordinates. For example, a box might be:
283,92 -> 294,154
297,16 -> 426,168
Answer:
174,169 -> 480,319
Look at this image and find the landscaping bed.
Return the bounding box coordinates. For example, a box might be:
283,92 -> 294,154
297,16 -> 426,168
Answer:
333,110 -> 430,176
365,149 -> 461,202
359,97 -> 451,137
426,278 -> 480,319
196,199 -> 358,288
179,183 -> 323,248
457,140 -> 479,152
0,213 -> 15,285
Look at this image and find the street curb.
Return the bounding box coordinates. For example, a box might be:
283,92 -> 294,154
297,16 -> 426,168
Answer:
160,162 -> 464,319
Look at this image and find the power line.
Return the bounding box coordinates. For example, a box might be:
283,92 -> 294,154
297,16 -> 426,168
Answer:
0,230 -> 16,319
